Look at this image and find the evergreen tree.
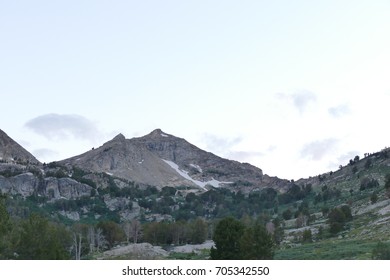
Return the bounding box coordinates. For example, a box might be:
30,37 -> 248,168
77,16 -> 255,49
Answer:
210,217 -> 244,260
239,222 -> 274,259
190,218 -> 208,244
327,206 -> 352,235
0,195 -> 11,259
17,214 -> 71,259
210,217 -> 274,260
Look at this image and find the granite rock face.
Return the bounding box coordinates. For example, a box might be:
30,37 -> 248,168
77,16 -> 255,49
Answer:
44,177 -> 93,200
0,129 -> 40,165
0,173 -> 92,200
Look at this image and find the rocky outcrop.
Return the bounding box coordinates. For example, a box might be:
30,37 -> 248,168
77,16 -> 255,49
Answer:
44,177 -> 92,200
0,172 -> 92,200
0,173 -> 38,197
0,129 -> 40,165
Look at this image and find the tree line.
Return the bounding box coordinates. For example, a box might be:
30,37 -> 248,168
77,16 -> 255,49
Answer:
1,194 -> 210,259
210,216 -> 274,260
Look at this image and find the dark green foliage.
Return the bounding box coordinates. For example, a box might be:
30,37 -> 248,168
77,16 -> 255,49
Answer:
190,218 -> 208,244
210,217 -> 244,260
327,205 -> 352,235
97,220 -> 125,249
260,188 -> 278,209
385,174 -> 390,198
0,195 -> 10,235
47,162 -> 63,169
372,242 -> 390,260
46,168 -> 68,178
370,192 -> 378,204
318,186 -> 341,202
278,184 -> 305,205
206,169 -> 228,176
275,239 -> 380,260
239,222 -> 274,259
232,180 -> 254,187
385,174 -> 390,190
302,229 -> 313,243
359,177 -> 379,191
364,158 -> 373,169
317,226 -> 324,240
185,192 -> 197,203
142,219 -> 208,246
282,209 -> 293,220
161,186 -> 176,197
340,205 -> 353,221
17,214 -> 71,259
210,217 -> 274,260
0,169 -> 23,178
0,195 -> 11,259
71,167 -> 96,188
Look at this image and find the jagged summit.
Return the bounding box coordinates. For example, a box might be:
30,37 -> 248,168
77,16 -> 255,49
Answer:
145,128 -> 172,138
112,133 -> 126,141
0,129 -> 40,164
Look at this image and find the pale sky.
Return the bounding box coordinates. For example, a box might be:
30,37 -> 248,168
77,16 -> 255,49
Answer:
1,0 -> 389,180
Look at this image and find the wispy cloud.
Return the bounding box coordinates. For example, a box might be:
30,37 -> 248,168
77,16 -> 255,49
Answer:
227,151 -> 265,162
276,90 -> 317,114
328,104 -> 350,118
202,134 -> 242,155
201,134 -> 264,163
25,114 -> 103,143
300,138 -> 339,161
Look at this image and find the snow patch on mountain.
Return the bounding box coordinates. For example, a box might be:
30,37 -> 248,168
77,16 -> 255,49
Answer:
162,159 -> 232,190
190,163 -> 203,173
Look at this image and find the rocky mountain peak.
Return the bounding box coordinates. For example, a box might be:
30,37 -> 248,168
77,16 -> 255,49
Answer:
112,133 -> 126,142
146,128 -> 171,139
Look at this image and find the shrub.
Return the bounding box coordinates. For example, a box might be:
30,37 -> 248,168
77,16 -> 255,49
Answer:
372,242 -> 390,260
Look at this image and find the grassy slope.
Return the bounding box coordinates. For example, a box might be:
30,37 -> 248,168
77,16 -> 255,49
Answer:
275,152 -> 390,259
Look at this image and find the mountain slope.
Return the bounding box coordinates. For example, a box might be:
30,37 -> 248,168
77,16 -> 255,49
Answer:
60,129 -> 288,191
59,133 -> 195,188
0,129 -> 40,165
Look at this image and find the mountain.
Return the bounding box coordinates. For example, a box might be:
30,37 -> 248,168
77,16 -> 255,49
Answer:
59,132 -> 194,188
1,127 -> 390,260
0,129 -> 40,165
60,129 -> 288,191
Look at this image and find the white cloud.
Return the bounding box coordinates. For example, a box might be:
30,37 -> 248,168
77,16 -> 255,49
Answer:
201,133 -> 242,155
227,150 -> 265,163
328,104 -> 351,118
276,90 -> 317,114
199,133 -> 266,164
300,138 -> 339,161
25,114 -> 103,143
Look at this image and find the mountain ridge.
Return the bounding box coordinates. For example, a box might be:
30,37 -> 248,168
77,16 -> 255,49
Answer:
59,128 -> 288,191
0,129 -> 40,165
